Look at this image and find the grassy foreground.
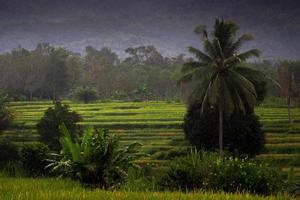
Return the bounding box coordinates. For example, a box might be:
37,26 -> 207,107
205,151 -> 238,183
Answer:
0,178 -> 292,200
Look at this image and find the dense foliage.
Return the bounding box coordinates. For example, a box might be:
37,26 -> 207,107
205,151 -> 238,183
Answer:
184,101 -> 265,156
20,143 -> 50,177
37,102 -> 82,150
47,125 -> 144,188
159,149 -> 281,195
0,140 -> 19,168
0,42 -> 287,102
0,93 -> 13,132
0,44 -> 184,101
73,86 -> 98,103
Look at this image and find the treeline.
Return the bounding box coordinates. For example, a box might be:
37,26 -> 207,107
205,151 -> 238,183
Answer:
0,44 -> 185,101
0,43 -> 299,101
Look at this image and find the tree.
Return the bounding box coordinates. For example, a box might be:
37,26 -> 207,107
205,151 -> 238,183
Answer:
84,46 -> 119,97
0,92 -> 13,132
179,19 -> 261,156
277,62 -> 295,125
277,61 -> 300,124
73,86 -> 98,103
184,101 -> 264,156
37,102 -> 82,150
44,48 -> 69,100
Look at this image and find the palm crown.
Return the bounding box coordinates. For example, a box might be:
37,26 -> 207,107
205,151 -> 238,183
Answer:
181,19 -> 261,114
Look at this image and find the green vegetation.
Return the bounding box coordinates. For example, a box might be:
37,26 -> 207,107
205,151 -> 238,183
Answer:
1,100 -> 300,175
179,19 -> 261,155
184,101 -> 264,156
20,143 -> 50,176
47,125 -> 143,187
159,149 -> 281,195
0,18 -> 299,199
0,178 -> 292,200
0,140 -> 19,168
0,92 -> 13,132
72,86 -> 99,103
37,101 -> 82,150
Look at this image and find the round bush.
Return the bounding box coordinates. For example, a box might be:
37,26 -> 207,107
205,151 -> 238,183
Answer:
183,102 -> 265,156
37,101 -> 82,150
0,140 -> 19,168
21,143 -> 50,176
159,150 -> 282,195
73,86 -> 98,103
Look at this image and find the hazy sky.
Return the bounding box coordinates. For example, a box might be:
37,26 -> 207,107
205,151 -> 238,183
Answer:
0,0 -> 299,60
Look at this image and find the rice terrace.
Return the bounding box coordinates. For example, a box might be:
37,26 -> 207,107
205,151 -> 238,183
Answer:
0,0 -> 300,199
4,100 -> 300,169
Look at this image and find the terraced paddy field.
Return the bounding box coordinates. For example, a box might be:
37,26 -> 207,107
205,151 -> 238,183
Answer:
2,100 -> 300,175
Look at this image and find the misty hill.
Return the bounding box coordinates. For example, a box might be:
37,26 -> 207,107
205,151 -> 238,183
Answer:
0,0 -> 299,59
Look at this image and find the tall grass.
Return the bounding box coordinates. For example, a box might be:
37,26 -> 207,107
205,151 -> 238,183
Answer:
0,178 -> 292,200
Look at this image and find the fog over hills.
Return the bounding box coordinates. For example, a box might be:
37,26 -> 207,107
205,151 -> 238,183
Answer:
0,0 -> 299,59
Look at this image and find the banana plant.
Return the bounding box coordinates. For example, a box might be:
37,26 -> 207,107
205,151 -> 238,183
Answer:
46,124 -> 145,188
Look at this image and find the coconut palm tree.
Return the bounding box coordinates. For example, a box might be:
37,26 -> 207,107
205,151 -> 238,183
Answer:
180,19 -> 261,156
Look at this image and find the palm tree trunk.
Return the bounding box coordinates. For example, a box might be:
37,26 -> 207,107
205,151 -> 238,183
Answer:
218,104 -> 224,157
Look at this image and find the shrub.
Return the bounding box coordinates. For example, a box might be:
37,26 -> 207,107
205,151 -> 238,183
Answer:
120,167 -> 157,191
46,125 -> 144,188
183,102 -> 265,156
1,161 -> 24,177
159,149 -> 281,195
20,143 -> 50,176
0,93 -> 13,132
73,86 -> 98,103
37,101 -> 82,150
0,140 -> 19,168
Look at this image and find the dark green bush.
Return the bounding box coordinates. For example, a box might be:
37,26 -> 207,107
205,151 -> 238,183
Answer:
37,101 -> 82,150
0,93 -> 13,132
1,161 -> 24,177
183,102 -> 265,156
159,149 -> 282,195
73,86 -> 98,103
0,140 -> 19,168
20,143 -> 50,176
120,167 -> 157,191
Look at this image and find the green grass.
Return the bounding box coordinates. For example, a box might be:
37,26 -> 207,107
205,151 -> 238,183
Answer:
0,178 -> 292,200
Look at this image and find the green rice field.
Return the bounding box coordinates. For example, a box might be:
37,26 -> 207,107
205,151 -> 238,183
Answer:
2,100 -> 300,174
0,177 -> 292,200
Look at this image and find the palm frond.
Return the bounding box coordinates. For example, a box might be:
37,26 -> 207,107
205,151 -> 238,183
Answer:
188,46 -> 213,63
59,124 -> 82,163
222,79 -> 236,114
203,39 -> 218,58
236,49 -> 261,61
230,70 -> 257,96
229,70 -> 257,109
207,74 -> 221,106
213,39 -> 225,59
228,34 -> 254,55
194,25 -> 208,40
181,61 -> 206,74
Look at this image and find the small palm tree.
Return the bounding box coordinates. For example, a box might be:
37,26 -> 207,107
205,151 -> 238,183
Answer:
180,19 -> 261,156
